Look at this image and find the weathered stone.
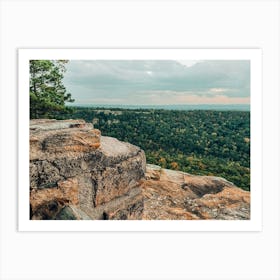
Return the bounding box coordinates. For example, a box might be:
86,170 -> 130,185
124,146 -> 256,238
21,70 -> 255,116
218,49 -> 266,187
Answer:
30,177 -> 79,219
55,206 -> 78,220
54,205 -> 93,220
81,186 -> 143,220
142,164 -> 250,220
31,200 -> 64,220
30,119 -> 146,220
30,119 -> 101,161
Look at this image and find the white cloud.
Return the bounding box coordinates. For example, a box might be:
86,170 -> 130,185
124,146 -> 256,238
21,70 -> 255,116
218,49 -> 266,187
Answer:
176,60 -> 201,67
209,88 -> 230,93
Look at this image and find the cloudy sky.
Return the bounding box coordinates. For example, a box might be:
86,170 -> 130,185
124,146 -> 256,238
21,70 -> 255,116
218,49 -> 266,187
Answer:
63,60 -> 250,105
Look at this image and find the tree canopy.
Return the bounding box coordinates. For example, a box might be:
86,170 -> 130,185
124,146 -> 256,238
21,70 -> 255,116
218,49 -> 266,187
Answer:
29,60 -> 74,119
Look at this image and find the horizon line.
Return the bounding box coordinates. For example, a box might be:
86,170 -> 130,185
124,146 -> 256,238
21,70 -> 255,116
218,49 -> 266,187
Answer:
67,103 -> 250,106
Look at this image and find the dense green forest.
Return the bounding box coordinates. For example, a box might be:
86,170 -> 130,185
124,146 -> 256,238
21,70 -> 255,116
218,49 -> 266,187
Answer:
61,107 -> 250,191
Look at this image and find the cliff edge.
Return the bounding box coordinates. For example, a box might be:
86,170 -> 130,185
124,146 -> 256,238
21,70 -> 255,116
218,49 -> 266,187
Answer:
29,119 -> 250,220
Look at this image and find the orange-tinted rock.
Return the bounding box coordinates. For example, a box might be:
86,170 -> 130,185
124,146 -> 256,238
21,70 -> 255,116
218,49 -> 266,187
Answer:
30,178 -> 79,219
30,119 -> 101,160
142,164 -> 250,220
30,119 -> 146,220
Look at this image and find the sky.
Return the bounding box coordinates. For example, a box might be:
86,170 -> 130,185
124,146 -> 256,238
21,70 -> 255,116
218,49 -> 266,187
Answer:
63,60 -> 250,105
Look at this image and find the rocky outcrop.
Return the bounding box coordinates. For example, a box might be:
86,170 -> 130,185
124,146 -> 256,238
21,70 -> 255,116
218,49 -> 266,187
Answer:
29,119 -> 250,220
142,164 -> 250,220
30,119 -> 145,220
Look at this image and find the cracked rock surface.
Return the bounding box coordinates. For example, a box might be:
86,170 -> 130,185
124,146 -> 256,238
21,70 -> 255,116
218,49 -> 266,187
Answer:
30,119 -> 145,220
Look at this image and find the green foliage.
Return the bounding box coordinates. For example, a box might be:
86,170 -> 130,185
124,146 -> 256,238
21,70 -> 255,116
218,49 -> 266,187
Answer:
29,60 -> 74,119
63,107 -> 250,191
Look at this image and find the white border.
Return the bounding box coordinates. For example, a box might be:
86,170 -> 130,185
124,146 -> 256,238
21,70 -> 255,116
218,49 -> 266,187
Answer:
18,48 -> 262,231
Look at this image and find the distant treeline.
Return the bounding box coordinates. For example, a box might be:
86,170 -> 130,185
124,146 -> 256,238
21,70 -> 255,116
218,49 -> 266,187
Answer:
60,107 -> 250,191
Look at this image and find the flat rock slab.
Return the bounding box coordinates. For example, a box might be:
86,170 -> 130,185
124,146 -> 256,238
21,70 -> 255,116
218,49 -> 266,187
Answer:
30,119 -> 91,130
100,136 -> 142,158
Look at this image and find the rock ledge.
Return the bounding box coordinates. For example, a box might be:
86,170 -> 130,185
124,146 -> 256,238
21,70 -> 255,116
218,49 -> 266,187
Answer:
30,119 -> 145,220
29,119 -> 250,220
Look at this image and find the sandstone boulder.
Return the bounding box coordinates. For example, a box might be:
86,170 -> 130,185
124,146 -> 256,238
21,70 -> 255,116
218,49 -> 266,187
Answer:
30,119 -> 146,220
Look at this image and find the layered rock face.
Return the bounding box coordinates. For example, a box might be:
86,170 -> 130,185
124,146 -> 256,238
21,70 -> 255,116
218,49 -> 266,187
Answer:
30,119 -> 145,220
30,119 -> 250,220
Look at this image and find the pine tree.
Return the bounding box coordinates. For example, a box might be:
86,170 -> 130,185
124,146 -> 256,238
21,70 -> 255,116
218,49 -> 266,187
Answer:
30,60 -> 74,118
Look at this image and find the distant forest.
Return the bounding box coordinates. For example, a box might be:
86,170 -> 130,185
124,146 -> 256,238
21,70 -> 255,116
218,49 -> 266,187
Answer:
59,107 -> 250,191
